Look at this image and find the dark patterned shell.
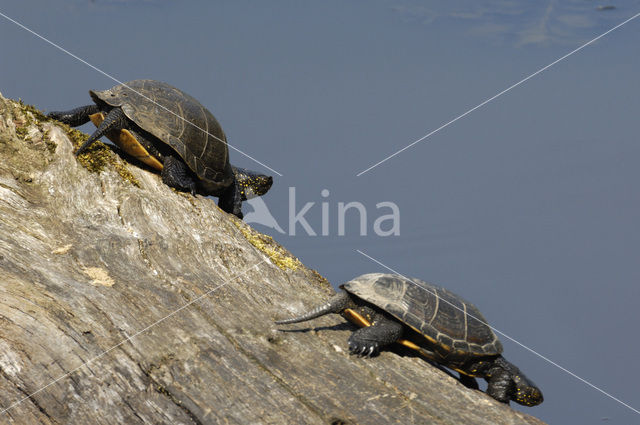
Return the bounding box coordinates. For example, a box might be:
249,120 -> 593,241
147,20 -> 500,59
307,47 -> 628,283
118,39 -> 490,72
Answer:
343,273 -> 503,357
90,79 -> 232,184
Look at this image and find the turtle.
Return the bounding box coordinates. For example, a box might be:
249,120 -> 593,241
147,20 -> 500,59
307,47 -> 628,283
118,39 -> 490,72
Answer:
47,79 -> 273,218
275,273 -> 543,406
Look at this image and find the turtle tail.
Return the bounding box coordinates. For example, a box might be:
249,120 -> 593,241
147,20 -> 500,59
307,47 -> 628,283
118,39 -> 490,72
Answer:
75,107 -> 127,156
231,166 -> 273,201
275,291 -> 350,325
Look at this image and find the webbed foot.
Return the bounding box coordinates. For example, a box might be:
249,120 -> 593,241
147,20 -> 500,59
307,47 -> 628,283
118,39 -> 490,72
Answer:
346,313 -> 403,358
162,155 -> 197,195
347,334 -> 380,357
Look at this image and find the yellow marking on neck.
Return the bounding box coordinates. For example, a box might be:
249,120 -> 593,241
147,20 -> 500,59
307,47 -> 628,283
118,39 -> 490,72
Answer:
89,112 -> 163,171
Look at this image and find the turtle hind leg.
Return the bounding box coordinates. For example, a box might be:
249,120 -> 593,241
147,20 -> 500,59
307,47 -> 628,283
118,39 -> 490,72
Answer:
218,180 -> 243,219
348,313 -> 403,357
48,104 -> 100,127
161,155 -> 197,195
75,107 -> 128,155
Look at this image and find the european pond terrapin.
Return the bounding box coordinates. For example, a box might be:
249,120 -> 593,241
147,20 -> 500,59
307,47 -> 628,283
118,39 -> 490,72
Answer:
48,79 -> 273,218
276,273 -> 543,406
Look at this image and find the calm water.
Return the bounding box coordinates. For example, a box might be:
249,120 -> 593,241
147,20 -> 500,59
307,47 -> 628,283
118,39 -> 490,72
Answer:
2,1 -> 639,423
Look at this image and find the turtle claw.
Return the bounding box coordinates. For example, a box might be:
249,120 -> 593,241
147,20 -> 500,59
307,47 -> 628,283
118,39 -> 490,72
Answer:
347,341 -> 360,356
348,340 -> 379,357
363,344 -> 378,357
368,345 -> 377,357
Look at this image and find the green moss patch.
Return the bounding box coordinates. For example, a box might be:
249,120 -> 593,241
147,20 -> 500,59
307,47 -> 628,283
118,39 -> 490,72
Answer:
75,140 -> 141,188
47,113 -> 141,188
12,100 -> 141,187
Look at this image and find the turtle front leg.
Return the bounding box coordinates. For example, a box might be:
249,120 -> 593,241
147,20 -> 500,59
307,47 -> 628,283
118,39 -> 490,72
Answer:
75,107 -> 128,155
348,313 -> 403,357
218,180 -> 243,219
485,367 -> 513,404
458,374 -> 480,390
161,155 -> 197,195
48,104 -> 100,127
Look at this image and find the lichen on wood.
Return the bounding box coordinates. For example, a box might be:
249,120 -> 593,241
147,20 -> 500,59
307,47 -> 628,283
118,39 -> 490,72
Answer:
232,219 -> 301,270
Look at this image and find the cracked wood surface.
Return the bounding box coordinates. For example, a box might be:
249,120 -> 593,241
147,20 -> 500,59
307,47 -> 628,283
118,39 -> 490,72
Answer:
0,93 -> 546,424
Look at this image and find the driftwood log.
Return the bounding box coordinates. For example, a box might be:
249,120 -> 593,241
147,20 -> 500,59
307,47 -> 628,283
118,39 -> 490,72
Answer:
0,92 -> 545,424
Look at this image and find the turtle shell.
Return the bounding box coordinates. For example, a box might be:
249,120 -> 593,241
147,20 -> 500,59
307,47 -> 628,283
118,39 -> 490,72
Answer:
90,79 -> 233,185
342,273 -> 503,360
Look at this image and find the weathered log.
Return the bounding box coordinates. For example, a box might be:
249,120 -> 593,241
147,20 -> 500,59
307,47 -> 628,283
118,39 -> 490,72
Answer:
0,92 -> 546,424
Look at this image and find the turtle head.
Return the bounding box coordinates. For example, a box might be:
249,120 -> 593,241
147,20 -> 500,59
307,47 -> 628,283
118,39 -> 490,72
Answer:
487,357 -> 543,406
511,372 -> 543,406
232,166 -> 273,201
